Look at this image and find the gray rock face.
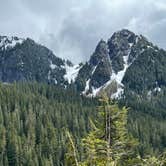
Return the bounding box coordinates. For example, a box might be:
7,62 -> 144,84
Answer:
75,30 -> 138,95
75,29 -> 166,98
108,29 -> 137,73
90,40 -> 112,88
90,40 -> 110,65
0,29 -> 165,99
75,40 -> 112,94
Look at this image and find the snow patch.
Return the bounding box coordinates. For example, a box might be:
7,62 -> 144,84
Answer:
82,65 -> 98,95
111,58 -> 129,85
50,61 -> 57,70
109,43 -> 133,99
48,71 -> 51,80
147,45 -> 153,49
54,79 -> 58,84
154,87 -> 161,92
147,87 -> 161,100
82,79 -> 91,95
147,45 -> 158,52
0,36 -> 24,50
111,86 -> 124,99
92,65 -> 97,75
83,43 -> 133,98
64,64 -> 81,84
92,86 -> 102,96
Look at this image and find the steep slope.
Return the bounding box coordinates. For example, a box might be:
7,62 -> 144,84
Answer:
75,29 -> 166,99
1,30 -> 166,100
0,30 -> 166,159
123,37 -> 163,93
75,29 -> 135,97
0,36 -> 80,85
0,82 -> 98,165
75,40 -> 112,96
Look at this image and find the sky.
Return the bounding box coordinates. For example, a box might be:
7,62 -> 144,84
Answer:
0,0 -> 166,63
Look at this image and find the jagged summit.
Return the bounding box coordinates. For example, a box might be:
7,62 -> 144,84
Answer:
94,39 -> 108,55
75,38 -> 112,95
111,29 -> 136,38
75,29 -> 165,98
107,29 -> 137,72
90,39 -> 109,65
75,29 -> 137,96
0,29 -> 165,100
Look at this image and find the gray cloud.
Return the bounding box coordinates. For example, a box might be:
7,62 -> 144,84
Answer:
0,0 -> 166,63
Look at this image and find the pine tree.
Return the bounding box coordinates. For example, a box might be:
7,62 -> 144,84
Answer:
79,95 -> 141,166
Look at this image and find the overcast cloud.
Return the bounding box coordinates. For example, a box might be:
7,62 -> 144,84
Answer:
0,0 -> 166,63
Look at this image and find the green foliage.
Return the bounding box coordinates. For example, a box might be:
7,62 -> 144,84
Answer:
142,152 -> 166,166
120,88 -> 166,156
65,130 -> 79,166
0,38 -> 66,84
123,47 -> 166,93
65,96 -> 141,165
75,62 -> 93,91
0,81 -> 166,165
65,95 -> 166,166
0,82 -> 98,166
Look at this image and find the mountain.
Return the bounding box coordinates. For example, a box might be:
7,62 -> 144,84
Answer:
0,29 -> 166,101
75,40 -> 112,95
0,36 -> 81,85
74,30 -> 166,155
0,30 -> 166,165
75,29 -> 165,99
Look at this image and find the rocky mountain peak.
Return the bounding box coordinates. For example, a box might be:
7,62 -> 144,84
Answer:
75,39 -> 112,95
95,39 -> 108,55
89,39 -> 109,66
107,29 -> 136,73
75,29 -> 164,98
108,29 -> 136,51
0,29 -> 165,100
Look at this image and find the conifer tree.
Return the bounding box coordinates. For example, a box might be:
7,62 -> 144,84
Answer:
80,95 -> 141,166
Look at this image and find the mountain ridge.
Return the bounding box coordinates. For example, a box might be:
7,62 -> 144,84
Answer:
76,29 -> 165,99
0,35 -> 81,86
0,29 -> 165,100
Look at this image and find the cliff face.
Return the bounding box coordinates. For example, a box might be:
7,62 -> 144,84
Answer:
75,29 -> 166,99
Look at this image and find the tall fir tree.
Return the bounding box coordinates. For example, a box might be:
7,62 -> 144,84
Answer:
79,95 -> 141,166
